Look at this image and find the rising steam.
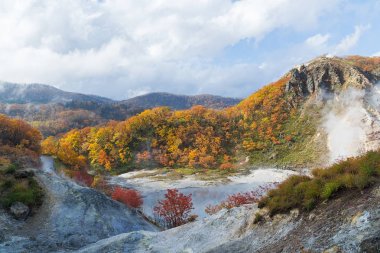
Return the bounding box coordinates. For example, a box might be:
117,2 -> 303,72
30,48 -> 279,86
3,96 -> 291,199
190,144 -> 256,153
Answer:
323,85 -> 380,163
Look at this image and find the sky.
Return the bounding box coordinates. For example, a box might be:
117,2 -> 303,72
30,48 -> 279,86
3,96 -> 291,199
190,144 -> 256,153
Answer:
0,0 -> 379,100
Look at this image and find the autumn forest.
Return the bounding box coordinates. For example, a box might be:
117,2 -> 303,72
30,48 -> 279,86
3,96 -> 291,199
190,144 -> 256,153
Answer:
40,74 -> 304,173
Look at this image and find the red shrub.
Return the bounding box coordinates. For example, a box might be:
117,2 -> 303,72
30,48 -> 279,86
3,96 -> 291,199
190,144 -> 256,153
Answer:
72,170 -> 94,187
153,189 -> 194,228
224,191 -> 260,208
112,187 -> 143,209
205,183 -> 278,215
204,204 -> 221,215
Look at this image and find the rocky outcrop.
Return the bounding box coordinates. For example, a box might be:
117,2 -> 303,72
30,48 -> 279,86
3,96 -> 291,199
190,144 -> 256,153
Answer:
281,56 -> 380,163
285,57 -> 374,99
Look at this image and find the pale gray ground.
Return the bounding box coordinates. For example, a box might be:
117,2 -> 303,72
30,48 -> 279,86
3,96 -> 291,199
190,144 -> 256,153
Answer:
75,184 -> 380,253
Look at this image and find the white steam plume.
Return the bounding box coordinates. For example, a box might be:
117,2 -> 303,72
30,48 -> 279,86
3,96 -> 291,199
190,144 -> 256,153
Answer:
323,84 -> 380,163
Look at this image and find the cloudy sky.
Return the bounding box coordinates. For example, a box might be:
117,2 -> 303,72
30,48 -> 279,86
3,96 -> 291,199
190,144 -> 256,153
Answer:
0,0 -> 379,100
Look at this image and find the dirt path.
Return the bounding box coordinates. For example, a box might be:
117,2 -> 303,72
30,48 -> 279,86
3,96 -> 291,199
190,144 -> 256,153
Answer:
17,170 -> 56,238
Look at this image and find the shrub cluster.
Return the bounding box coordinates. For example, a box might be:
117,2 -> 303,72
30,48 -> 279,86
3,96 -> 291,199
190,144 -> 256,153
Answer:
111,187 -> 143,209
258,150 -> 380,216
0,165 -> 44,208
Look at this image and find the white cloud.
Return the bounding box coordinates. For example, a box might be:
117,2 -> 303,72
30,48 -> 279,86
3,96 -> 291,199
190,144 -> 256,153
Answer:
0,0 -> 341,99
334,25 -> 370,54
306,33 -> 330,48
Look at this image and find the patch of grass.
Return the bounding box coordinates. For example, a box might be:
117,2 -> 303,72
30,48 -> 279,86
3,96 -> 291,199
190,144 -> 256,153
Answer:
1,179 -> 15,190
258,150 -> 380,216
321,181 -> 341,200
1,178 -> 43,208
109,164 -> 137,176
253,213 -> 264,224
153,170 -> 183,181
175,167 -> 197,176
5,163 -> 20,175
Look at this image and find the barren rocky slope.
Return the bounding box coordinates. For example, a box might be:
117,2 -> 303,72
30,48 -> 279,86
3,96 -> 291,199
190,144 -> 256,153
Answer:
74,183 -> 380,253
0,157 -> 157,253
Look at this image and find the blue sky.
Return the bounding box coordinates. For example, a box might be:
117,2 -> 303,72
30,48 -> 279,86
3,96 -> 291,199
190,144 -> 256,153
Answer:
0,0 -> 379,99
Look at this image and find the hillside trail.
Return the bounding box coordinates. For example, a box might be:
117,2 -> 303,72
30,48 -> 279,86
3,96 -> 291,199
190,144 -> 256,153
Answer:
16,157 -> 58,238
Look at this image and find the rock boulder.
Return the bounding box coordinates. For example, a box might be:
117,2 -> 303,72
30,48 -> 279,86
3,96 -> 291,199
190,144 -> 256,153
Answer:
10,202 -> 29,220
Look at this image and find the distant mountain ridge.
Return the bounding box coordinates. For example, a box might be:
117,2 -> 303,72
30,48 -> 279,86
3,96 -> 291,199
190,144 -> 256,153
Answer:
0,82 -> 113,104
0,82 -> 241,110
120,92 -> 241,110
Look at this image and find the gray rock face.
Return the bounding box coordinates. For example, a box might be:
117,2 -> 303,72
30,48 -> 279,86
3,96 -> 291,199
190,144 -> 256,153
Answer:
0,231 -> 5,243
285,57 -> 374,99
9,202 -> 29,220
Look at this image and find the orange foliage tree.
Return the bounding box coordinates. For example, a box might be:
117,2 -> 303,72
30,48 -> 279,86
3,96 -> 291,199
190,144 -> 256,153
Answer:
0,114 -> 42,152
0,114 -> 42,166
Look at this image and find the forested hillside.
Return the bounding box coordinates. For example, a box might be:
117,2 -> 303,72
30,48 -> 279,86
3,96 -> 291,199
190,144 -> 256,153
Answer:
0,114 -> 42,162
42,106 -> 241,171
42,56 -> 380,173
41,74 -> 299,173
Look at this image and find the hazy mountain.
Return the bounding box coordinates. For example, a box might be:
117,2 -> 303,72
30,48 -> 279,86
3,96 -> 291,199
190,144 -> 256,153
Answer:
0,82 -> 113,104
120,92 -> 241,110
0,82 -> 241,110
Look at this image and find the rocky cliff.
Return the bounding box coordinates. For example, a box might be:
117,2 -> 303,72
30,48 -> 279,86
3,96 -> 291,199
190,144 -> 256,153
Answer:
279,56 -> 380,165
285,56 -> 378,98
